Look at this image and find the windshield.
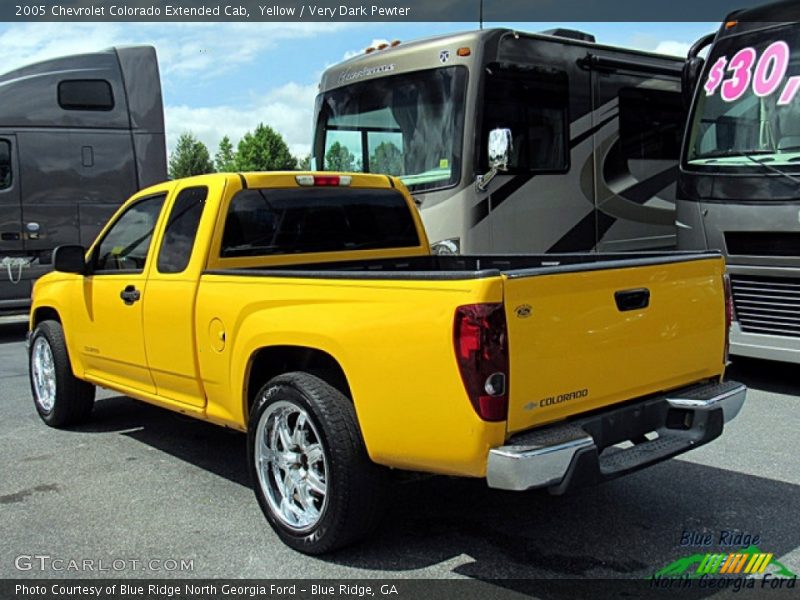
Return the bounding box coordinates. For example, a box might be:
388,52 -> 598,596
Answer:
314,66 -> 467,192
687,24 -> 800,171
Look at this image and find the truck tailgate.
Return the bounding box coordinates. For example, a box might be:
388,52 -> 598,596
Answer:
503,255 -> 726,434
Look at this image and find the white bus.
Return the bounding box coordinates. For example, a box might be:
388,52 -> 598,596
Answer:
313,28 -> 686,255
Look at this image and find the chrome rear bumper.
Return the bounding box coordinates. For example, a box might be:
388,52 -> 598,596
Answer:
487,380 -> 746,493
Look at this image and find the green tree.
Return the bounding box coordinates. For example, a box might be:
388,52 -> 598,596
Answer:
168,132 -> 214,179
369,141 -> 404,176
214,135 -> 237,172
296,154 -> 312,170
324,142 -> 356,171
234,123 -> 297,171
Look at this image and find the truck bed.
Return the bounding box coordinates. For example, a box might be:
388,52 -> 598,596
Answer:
204,249 -> 728,434
207,251 -> 720,280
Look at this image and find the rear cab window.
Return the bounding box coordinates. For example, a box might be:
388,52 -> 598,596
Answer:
220,187 -> 420,258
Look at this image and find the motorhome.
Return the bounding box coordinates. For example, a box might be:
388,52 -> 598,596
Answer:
0,46 -> 166,315
679,0 -> 800,363
313,28 -> 687,255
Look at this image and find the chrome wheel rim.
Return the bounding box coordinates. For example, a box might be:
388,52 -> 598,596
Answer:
255,399 -> 328,531
31,337 -> 56,412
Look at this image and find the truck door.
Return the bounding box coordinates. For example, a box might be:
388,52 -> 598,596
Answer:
591,66 -> 684,251
0,134 -> 23,274
73,193 -> 166,393
142,185 -> 211,409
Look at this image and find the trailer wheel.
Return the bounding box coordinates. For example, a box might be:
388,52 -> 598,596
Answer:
248,372 -> 385,554
29,320 -> 95,428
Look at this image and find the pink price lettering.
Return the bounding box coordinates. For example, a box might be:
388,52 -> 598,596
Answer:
704,40 -> 799,105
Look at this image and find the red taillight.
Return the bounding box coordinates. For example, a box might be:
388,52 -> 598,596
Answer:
723,274 -> 733,363
453,303 -> 509,422
314,175 -> 341,186
295,175 -> 352,187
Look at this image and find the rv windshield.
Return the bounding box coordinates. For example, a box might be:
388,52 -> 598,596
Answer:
686,24 -> 800,172
314,66 -> 467,192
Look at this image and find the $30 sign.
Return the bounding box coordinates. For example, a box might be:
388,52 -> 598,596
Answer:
704,40 -> 800,105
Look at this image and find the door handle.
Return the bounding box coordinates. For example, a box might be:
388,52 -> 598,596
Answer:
120,285 -> 141,305
615,288 -> 650,311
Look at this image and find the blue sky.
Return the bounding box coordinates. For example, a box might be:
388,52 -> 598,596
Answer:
0,21 -> 717,159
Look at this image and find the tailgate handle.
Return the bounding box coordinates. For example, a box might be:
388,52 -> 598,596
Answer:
615,288 -> 650,311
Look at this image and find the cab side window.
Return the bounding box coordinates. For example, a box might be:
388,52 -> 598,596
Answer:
92,195 -> 165,273
157,187 -> 207,274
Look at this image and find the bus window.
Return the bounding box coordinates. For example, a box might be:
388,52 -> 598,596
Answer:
480,64 -> 569,173
619,88 -> 684,160
0,140 -> 11,189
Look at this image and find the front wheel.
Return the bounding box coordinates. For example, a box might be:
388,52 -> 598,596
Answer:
247,372 -> 385,554
29,320 -> 95,428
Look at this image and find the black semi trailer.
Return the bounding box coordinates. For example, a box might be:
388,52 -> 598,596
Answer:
0,45 -> 167,315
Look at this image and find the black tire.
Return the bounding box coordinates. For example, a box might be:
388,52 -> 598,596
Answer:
247,371 -> 385,554
28,320 -> 95,428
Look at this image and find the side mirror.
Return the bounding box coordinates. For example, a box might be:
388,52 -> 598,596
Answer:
682,56 -> 705,109
53,245 -> 87,274
682,32 -> 715,109
477,128 -> 513,192
488,128 -> 513,171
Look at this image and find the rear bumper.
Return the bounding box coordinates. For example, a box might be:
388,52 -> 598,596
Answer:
486,380 -> 746,493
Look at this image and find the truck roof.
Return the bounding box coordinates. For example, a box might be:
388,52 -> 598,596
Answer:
134,171 -> 403,199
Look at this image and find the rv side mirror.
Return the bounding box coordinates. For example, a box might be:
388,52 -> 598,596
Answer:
682,32 -> 715,109
682,56 -> 705,108
477,128 -> 513,192
53,245 -> 87,274
488,128 -> 513,171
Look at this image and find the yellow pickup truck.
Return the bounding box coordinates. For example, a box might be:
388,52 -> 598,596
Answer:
28,172 -> 745,554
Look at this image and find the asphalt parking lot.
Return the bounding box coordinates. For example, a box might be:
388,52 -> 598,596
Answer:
1,321 -> 798,590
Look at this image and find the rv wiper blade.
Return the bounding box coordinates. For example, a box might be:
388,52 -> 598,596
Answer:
743,153 -> 800,185
697,149 -> 774,159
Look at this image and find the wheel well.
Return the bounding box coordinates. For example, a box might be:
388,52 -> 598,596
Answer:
245,346 -> 352,418
31,307 -> 61,328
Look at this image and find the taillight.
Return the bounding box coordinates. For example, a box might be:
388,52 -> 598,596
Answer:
453,303 -> 509,421
723,274 -> 733,364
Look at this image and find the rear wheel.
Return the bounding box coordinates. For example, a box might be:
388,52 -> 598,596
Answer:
29,320 -> 95,428
248,372 -> 384,554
